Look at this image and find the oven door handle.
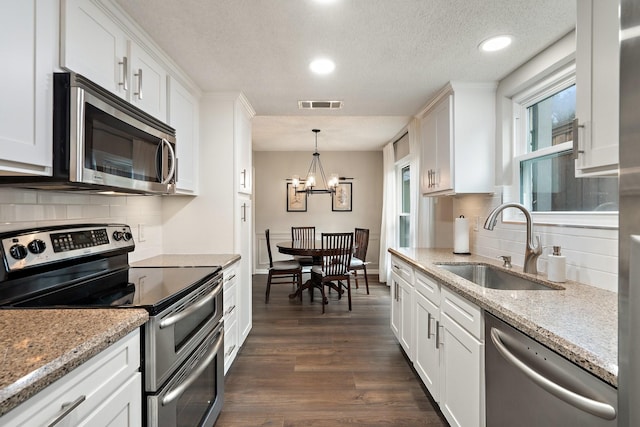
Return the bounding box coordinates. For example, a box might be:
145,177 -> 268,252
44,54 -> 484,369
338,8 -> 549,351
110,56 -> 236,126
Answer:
161,327 -> 224,406
159,279 -> 223,329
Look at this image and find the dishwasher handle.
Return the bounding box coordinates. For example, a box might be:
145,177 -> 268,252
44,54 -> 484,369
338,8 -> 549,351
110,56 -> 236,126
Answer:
490,327 -> 616,421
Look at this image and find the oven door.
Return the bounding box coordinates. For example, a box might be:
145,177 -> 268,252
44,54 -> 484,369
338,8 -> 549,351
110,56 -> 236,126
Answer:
147,321 -> 224,427
145,273 -> 223,391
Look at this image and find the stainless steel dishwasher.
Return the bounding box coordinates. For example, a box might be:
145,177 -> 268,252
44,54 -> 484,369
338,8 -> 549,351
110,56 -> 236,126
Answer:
485,313 -> 617,426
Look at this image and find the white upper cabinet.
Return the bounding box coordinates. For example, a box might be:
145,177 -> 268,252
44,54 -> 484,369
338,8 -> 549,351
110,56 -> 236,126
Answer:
419,82 -> 496,195
61,0 -> 168,122
168,77 -> 199,194
574,0 -> 619,176
61,0 -> 128,99
128,40 -> 167,120
235,98 -> 253,195
0,0 -> 57,175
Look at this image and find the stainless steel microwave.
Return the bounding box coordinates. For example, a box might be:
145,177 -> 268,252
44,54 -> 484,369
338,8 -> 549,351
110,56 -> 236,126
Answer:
0,72 -> 176,194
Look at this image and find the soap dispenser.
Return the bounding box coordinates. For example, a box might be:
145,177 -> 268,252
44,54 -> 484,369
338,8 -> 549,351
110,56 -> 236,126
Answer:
547,246 -> 566,283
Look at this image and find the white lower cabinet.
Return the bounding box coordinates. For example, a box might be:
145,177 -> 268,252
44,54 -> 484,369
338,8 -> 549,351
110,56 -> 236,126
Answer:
0,329 -> 142,426
223,261 -> 239,374
410,270 -> 485,427
390,256 -> 415,360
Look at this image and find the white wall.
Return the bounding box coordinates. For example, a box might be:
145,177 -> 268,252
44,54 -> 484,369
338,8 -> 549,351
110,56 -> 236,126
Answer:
429,30 -> 618,292
253,150 -> 383,273
0,188 -> 163,262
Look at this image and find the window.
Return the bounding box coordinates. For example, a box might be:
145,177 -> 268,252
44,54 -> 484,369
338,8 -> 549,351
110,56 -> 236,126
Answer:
512,64 -> 618,226
398,164 -> 410,247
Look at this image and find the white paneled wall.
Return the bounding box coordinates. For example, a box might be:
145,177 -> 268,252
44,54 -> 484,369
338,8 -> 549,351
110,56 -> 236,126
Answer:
448,192 -> 618,292
0,188 -> 163,262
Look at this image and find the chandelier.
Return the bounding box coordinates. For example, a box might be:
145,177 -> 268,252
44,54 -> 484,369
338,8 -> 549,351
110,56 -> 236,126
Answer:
291,129 -> 340,195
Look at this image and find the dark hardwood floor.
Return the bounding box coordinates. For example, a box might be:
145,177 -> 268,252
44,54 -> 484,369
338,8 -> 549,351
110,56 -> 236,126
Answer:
215,274 -> 448,427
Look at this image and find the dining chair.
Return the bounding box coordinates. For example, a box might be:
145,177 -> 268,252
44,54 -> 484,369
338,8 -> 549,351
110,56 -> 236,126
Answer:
310,232 -> 354,313
265,229 -> 303,303
350,228 -> 370,294
291,226 -> 316,267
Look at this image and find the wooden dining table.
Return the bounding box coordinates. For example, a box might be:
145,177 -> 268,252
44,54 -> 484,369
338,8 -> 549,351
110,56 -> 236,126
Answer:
276,241 -> 351,301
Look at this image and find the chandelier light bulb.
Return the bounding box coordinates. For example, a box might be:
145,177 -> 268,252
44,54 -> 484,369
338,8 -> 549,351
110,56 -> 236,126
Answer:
292,175 -> 300,188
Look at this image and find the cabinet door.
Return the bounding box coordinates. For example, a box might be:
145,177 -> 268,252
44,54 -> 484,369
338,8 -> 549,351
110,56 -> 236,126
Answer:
575,0 -> 619,176
128,41 -> 167,121
61,0 -> 127,98
0,0 -> 56,175
398,277 -> 414,360
420,110 -> 438,193
78,373 -> 142,427
223,273 -> 239,374
440,313 -> 484,427
237,197 -> 253,344
434,95 -> 453,192
390,273 -> 402,339
168,77 -> 199,194
414,291 -> 440,401
235,99 -> 253,194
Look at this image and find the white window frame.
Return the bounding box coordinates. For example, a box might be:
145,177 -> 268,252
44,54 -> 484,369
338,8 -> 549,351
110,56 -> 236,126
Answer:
396,159 -> 411,247
506,62 -> 618,229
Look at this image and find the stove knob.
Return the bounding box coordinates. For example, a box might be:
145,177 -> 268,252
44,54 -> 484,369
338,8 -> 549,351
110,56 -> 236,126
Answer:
122,232 -> 133,241
113,231 -> 124,241
9,244 -> 28,260
27,239 -> 46,254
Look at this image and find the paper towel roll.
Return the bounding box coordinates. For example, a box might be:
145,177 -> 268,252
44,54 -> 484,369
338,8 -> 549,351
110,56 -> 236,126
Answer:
453,216 -> 470,254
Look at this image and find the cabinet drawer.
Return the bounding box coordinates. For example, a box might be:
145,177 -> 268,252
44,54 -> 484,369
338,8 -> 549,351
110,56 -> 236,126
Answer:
441,287 -> 483,340
415,271 -> 440,306
390,256 -> 414,284
1,329 -> 141,427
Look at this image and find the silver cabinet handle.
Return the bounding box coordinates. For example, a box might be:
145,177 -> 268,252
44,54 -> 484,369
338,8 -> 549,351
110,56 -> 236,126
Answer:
161,328 -> 224,406
427,313 -> 432,339
571,118 -> 585,160
160,279 -> 223,329
118,56 -> 128,91
241,203 -> 247,222
241,169 -> 247,188
224,304 -> 236,316
225,344 -> 236,358
134,68 -> 143,100
47,395 -> 86,427
490,327 -> 616,420
435,320 -> 440,349
224,273 -> 236,283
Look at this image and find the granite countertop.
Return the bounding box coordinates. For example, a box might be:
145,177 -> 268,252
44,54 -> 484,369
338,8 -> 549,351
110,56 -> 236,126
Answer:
0,309 -> 148,417
389,248 -> 618,387
131,253 -> 240,269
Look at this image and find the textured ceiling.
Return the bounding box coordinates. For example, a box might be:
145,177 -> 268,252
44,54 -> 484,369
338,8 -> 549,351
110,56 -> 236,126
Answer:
115,0 -> 576,151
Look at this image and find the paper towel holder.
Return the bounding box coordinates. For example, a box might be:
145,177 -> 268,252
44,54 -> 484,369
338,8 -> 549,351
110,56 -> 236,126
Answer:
453,215 -> 472,255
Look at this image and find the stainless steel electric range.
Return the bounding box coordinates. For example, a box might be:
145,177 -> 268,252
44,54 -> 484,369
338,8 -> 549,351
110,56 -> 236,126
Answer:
0,224 -> 224,427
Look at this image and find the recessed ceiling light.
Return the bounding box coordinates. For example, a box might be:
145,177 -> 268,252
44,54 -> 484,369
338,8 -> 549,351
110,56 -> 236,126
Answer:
479,35 -> 512,52
309,58 -> 335,75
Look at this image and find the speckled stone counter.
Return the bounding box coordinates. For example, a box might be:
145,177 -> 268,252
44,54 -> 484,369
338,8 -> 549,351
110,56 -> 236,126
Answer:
389,248 -> 618,387
0,309 -> 148,416
131,253 -> 240,269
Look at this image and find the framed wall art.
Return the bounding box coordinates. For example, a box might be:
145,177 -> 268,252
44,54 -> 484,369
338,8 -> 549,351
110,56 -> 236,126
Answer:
287,183 -> 307,212
332,182 -> 352,212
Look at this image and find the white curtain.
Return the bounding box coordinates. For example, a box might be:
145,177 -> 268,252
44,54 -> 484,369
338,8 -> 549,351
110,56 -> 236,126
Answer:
379,141 -> 396,284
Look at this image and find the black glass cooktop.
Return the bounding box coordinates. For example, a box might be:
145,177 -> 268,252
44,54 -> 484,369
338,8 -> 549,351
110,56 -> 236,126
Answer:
1,266 -> 221,315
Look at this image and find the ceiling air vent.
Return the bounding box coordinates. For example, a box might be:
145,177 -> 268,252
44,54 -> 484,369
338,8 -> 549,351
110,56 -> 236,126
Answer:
298,100 -> 343,110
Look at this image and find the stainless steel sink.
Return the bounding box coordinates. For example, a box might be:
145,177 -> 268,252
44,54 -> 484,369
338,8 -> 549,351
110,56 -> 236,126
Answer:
435,263 -> 562,291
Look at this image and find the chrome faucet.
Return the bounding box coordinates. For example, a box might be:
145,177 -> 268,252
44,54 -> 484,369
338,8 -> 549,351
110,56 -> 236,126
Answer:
484,202 -> 542,274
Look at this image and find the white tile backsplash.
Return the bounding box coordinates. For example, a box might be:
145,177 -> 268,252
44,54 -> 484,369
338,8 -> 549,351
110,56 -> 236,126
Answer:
451,191 -> 619,292
0,189 -> 164,260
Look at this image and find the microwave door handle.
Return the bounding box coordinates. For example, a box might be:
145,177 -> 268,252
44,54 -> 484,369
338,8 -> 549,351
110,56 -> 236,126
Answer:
156,138 -> 176,184
161,138 -> 176,184
161,328 -> 224,406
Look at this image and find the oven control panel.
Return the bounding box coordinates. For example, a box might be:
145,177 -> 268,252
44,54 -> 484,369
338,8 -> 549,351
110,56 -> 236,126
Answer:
0,224 -> 135,272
